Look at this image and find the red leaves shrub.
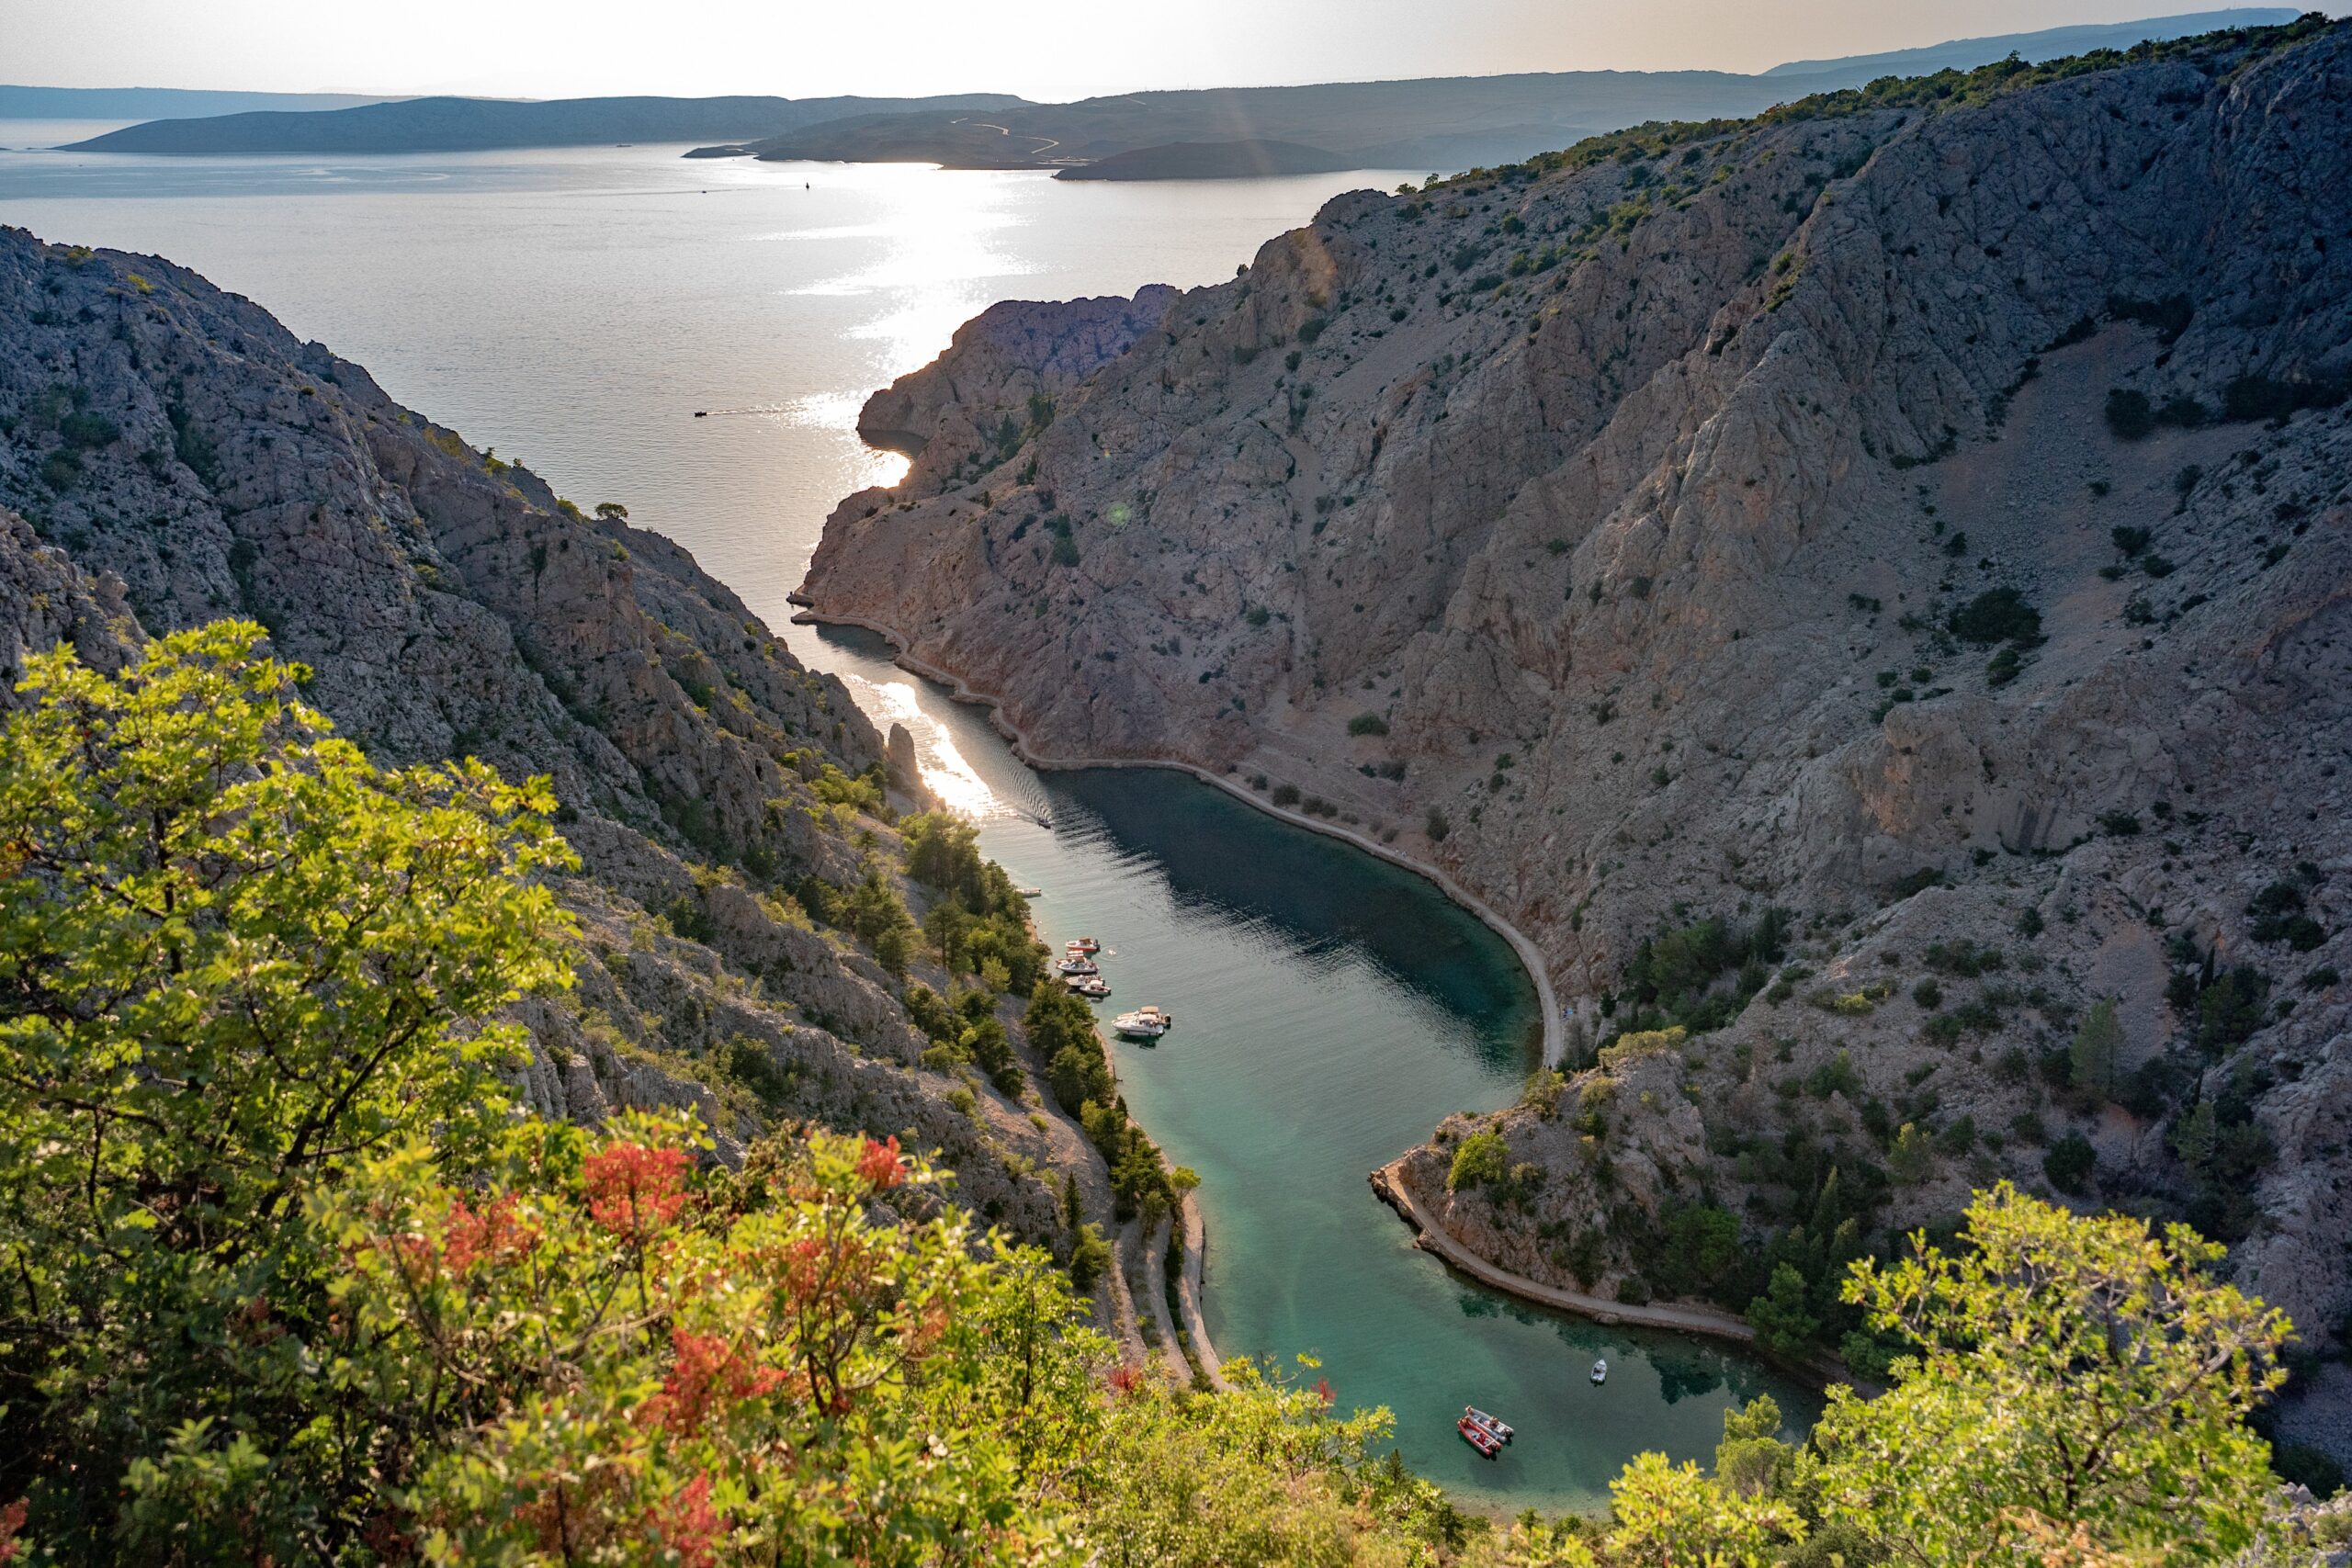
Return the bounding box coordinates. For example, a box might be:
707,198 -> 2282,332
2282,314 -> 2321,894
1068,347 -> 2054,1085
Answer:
442,1194 -> 535,1272
856,1134 -> 906,1190
646,1472 -> 723,1568
582,1141 -> 691,1241
649,1327 -> 784,1437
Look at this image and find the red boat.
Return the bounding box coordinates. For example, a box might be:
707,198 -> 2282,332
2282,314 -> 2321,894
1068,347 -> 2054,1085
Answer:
1456,1416 -> 1502,1459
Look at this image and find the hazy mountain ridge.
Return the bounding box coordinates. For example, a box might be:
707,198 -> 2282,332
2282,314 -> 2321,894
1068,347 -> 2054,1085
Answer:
0,224 -> 1099,1258
0,85 -> 399,119
711,9 -> 2313,175
797,17 -> 2352,1448
1760,6 -> 2299,75
62,91 -> 1026,153
48,10 -> 2306,173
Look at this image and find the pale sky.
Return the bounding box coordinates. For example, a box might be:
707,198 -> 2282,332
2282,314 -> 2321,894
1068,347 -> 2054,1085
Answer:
8,0 -> 2337,102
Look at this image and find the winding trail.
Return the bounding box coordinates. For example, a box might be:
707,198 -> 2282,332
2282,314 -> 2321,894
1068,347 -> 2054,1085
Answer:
1102,1219 -> 1148,1363
1369,1159 -> 1758,1343
1177,1192 -> 1230,1391
1132,1217 -> 1193,1384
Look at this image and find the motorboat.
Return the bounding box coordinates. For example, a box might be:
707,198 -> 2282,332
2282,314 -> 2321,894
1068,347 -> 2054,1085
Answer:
1464,1406 -> 1513,1442
1456,1416 -> 1501,1459
1114,1007 -> 1173,1040
1017,886 -> 1043,897
1068,976 -> 1111,999
1067,936 -> 1100,953
1590,1359 -> 1608,1385
1056,956 -> 1099,977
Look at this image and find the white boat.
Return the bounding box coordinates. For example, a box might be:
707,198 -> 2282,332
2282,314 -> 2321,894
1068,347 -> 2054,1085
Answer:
1464,1406 -> 1513,1442
1017,886 -> 1043,897
1590,1359 -> 1608,1385
1067,936 -> 1100,953
1068,976 -> 1112,999
1114,1006 -> 1173,1040
1056,956 -> 1099,977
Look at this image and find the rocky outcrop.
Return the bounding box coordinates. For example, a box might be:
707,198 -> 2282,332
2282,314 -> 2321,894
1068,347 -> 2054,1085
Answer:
0,226 -> 1068,1249
854,287 -> 1176,468
800,16 -> 2352,1404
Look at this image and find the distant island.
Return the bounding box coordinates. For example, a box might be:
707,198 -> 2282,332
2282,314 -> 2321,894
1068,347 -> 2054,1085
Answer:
60,92 -> 1024,155
44,7 -> 2301,175
1054,140 -> 1358,181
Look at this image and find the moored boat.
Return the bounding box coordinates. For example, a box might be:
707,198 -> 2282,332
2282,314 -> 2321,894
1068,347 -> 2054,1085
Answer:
1464,1406 -> 1512,1442
1056,955 -> 1098,977
1068,936 -> 1100,953
1114,1006 -> 1173,1040
1456,1416 -> 1501,1459
1590,1359 -> 1608,1385
1069,976 -> 1112,999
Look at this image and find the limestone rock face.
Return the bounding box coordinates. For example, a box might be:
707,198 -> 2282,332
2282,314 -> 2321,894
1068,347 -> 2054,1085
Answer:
0,227 -> 1063,1243
801,21 -> 2352,1371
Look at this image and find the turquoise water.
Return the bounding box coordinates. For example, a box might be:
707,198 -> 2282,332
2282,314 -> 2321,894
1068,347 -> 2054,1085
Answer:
808,628 -> 1816,1511
0,140 -> 1815,1509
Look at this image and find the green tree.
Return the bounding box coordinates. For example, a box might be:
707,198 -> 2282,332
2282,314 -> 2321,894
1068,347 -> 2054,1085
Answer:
0,622 -> 578,1560
1448,1131 -> 1510,1191
1747,1262 -> 1819,1359
1814,1183 -> 2290,1564
1713,1395 -> 1796,1499
1068,1221 -> 1113,1293
2171,1100 -> 2219,1177
1604,1450 -> 1804,1565
1656,1203 -> 1743,1300
873,919 -> 912,977
1889,1122 -> 1937,1185
924,893 -> 973,971
2043,1131 -> 2098,1195
2070,996 -> 2125,1099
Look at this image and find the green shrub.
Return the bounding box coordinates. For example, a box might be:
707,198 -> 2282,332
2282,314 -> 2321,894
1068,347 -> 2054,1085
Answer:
2042,1132 -> 2097,1195
1947,588 -> 2042,647
1447,1130 -> 1510,1190
2104,388 -> 2154,440
1347,712 -> 1390,737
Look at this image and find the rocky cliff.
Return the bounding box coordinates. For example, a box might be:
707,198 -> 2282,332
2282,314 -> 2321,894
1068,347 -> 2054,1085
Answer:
0,224 -> 1084,1251
800,17 -> 2352,1440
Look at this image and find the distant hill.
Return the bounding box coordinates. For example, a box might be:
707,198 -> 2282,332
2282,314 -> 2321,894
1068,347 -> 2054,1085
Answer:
720,72 -> 1806,173
709,9 -> 2319,177
1762,6 -> 2301,75
62,93 -> 1027,154
1055,140 -> 1357,181
52,10 -> 2313,171
0,85 -> 396,119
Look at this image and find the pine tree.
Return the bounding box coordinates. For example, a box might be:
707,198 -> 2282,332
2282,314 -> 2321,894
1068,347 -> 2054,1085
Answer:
2069,995 -> 2125,1098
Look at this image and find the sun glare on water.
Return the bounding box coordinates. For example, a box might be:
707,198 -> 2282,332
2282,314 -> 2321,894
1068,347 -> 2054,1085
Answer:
868,680 -> 998,818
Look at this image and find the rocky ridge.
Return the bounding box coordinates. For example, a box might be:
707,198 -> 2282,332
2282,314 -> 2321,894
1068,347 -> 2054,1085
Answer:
799,18 -> 2352,1446
0,225 -> 1095,1257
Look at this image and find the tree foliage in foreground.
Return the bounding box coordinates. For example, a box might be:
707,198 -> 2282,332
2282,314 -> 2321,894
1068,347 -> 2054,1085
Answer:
1812,1185 -> 2291,1565
0,624 -> 2307,1566
0,623 -> 578,1558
